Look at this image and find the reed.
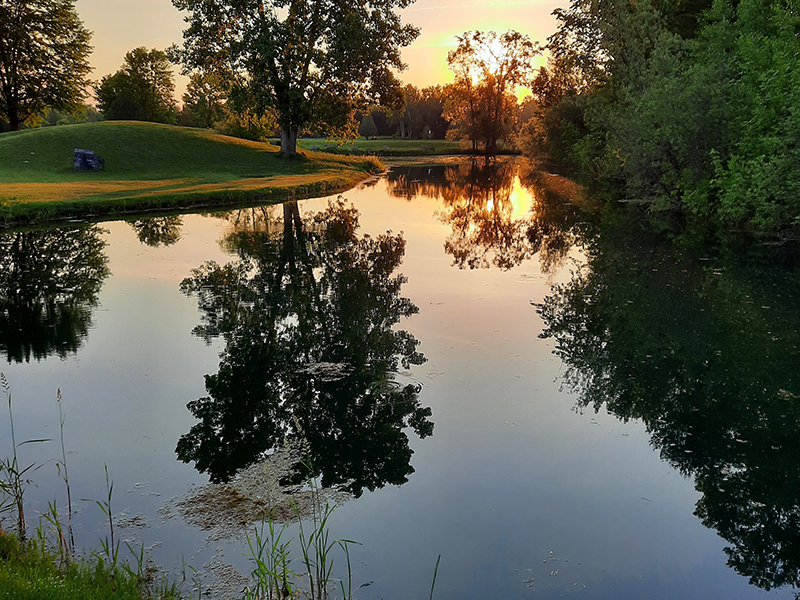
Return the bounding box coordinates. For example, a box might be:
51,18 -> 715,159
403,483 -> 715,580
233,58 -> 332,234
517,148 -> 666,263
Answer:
0,372 -> 49,542
56,387 -> 75,556
244,470 -> 356,600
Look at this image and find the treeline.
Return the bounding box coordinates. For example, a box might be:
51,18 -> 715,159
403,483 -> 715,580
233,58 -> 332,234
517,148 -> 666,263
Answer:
522,0 -> 800,233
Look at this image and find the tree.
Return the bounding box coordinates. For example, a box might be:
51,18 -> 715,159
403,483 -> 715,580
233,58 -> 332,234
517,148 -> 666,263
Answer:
358,113 -> 377,138
445,30 -> 539,156
170,0 -> 420,155
0,0 -> 92,130
399,85 -> 450,139
178,72 -> 227,129
95,47 -> 176,123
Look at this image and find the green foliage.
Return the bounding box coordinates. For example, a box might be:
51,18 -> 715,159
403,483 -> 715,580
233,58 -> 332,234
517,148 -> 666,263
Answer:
532,0 -> 800,234
358,114 -> 378,139
0,0 -> 92,131
178,72 -> 226,129
95,48 -> 177,124
0,533 -> 183,600
171,0 -> 420,154
399,85 -> 450,140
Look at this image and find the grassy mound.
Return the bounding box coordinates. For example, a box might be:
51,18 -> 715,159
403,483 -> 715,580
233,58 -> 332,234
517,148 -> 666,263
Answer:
0,122 -> 381,224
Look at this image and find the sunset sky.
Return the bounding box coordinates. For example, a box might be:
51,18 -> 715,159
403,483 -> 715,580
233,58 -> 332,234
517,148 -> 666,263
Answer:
74,0 -> 564,98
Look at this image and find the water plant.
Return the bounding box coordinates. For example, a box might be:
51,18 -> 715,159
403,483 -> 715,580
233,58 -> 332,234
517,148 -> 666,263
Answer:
429,554 -> 441,600
0,372 -> 49,541
244,471 -> 357,600
56,387 -> 75,557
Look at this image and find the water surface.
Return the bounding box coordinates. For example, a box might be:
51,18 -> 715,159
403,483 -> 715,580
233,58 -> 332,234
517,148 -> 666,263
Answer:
1,158 -> 798,599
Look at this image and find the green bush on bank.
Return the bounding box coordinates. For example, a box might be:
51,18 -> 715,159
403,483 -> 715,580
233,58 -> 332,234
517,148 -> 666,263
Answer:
0,533 -> 182,600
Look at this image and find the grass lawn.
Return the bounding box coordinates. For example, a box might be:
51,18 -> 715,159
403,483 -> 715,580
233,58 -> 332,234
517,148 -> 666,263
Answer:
294,136 -> 519,156
295,137 -> 465,156
0,533 -> 181,600
0,122 -> 381,225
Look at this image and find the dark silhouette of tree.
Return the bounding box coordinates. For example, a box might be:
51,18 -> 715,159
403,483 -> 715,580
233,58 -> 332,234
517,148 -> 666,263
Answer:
0,226 -> 110,363
398,85 -> 450,140
537,214 -> 800,593
358,113 -> 378,139
95,47 -> 176,123
0,0 -> 92,130
170,0 -> 419,155
128,216 -> 183,247
177,199 -> 433,496
178,72 -> 227,129
445,31 -> 539,156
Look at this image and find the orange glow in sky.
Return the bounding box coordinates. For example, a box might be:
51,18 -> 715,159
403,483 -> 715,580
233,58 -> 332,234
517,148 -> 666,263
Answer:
75,0 -> 564,99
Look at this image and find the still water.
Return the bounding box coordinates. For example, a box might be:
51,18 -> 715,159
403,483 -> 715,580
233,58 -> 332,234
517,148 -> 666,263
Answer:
1,158 -> 798,599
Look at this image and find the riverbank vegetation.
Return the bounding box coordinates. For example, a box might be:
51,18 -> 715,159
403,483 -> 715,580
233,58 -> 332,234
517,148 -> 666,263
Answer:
0,121 -> 381,225
0,532 -> 182,600
520,0 -> 800,236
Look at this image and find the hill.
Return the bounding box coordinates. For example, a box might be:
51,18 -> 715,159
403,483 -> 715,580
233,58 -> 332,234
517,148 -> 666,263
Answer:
0,121 -> 380,224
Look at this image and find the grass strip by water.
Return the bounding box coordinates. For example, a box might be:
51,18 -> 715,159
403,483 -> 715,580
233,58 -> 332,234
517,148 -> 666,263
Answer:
0,532 -> 182,600
295,136 -> 520,157
0,122 -> 382,226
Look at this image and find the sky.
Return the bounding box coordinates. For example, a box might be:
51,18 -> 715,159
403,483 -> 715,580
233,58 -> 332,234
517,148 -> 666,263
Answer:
74,0 -> 565,99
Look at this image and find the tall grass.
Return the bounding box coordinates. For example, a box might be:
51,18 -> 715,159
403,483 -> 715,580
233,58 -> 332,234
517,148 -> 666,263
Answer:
56,387 -> 75,556
244,470 -> 358,600
0,372 -> 49,541
0,373 -> 183,600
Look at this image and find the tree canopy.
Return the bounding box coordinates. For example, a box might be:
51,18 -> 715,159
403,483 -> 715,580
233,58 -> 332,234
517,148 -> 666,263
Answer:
445,30 -> 539,156
524,0 -> 800,234
0,0 -> 92,130
170,0 -> 420,155
95,47 -> 176,123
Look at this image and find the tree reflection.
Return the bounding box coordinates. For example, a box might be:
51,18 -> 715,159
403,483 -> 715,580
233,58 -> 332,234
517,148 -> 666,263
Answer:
178,199 -> 433,496
128,216 -> 183,247
537,214 -> 800,593
0,226 -> 110,363
386,160 -> 589,272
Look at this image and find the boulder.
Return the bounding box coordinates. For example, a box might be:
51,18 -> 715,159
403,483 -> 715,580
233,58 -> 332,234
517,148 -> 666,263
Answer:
73,149 -> 104,171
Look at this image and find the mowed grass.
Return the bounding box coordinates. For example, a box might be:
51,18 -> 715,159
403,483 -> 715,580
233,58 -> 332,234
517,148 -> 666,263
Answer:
0,122 -> 381,224
296,136 -> 465,155
294,136 -> 520,156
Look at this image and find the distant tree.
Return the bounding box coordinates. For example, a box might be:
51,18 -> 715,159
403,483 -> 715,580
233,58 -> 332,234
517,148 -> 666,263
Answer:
178,72 -> 227,129
359,113 -> 378,138
445,30 -> 539,156
398,85 -> 449,139
0,0 -> 92,130
170,0 -> 420,155
95,47 -> 176,123
42,105 -> 103,127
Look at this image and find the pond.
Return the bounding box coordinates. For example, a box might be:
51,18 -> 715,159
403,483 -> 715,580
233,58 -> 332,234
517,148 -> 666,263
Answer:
1,157 -> 799,599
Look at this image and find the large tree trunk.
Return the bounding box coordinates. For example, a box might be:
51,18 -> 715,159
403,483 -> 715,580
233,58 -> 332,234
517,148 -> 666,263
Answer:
280,126 -> 299,155
8,109 -> 21,131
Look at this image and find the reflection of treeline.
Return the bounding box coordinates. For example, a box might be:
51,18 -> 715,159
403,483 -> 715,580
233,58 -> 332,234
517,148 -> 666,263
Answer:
522,0 -> 800,234
386,159 -> 592,272
177,199 -> 433,496
537,214 -> 800,592
0,226 -> 110,363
